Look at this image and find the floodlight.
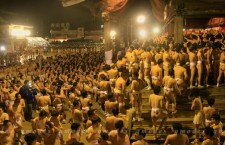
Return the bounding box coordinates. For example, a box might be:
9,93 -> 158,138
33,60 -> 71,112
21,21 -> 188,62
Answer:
139,30 -> 146,38
0,46 -> 6,51
137,15 -> 146,24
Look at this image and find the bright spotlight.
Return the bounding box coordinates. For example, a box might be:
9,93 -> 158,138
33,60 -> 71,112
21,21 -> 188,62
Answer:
137,15 -> 146,23
0,46 -> 6,51
110,30 -> 116,39
139,30 -> 146,38
153,27 -> 160,34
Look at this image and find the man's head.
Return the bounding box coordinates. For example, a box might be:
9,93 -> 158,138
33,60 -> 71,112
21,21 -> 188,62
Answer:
51,110 -> 59,117
91,117 -> 101,127
211,114 -> 220,124
98,131 -> 109,143
112,107 -> 119,116
204,127 -> 214,138
81,90 -> 88,98
172,123 -> 183,134
152,85 -> 161,95
41,89 -> 47,95
39,110 -> 47,119
24,133 -> 37,145
207,98 -> 215,107
135,128 -> 146,140
71,122 -> 81,132
107,93 -> 114,101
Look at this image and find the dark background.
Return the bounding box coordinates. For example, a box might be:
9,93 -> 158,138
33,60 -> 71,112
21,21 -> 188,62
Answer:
0,0 -> 153,36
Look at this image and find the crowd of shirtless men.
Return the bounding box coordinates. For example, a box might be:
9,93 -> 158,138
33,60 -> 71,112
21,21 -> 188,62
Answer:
0,31 -> 225,145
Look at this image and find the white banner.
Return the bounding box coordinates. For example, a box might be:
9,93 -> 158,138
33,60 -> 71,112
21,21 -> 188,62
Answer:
105,49 -> 113,65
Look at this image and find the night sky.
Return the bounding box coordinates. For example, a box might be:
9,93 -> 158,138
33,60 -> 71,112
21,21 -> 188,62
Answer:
0,0 -> 153,36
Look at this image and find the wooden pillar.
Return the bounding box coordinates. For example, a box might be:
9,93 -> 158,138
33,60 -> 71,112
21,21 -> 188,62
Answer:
174,16 -> 183,43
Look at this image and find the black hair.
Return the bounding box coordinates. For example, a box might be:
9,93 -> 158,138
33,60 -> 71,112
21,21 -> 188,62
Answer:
73,99 -> 80,107
204,127 -> 214,137
41,89 -> 47,95
135,128 -> 146,138
51,110 -> 59,117
81,90 -> 87,98
91,117 -> 101,125
207,98 -> 215,107
168,69 -> 174,77
152,85 -> 161,95
211,114 -> 220,121
24,133 -> 37,145
100,131 -> 109,140
87,109 -> 95,117
157,59 -> 163,65
107,93 -> 114,100
190,88 -> 200,97
71,122 -> 81,131
172,123 -> 182,134
45,121 -> 53,128
115,120 -> 124,131
133,71 -> 139,78
39,110 -> 47,117
112,107 -> 119,116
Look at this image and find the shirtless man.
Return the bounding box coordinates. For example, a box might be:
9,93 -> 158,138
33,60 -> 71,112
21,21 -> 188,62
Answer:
196,45 -> 204,87
116,55 -> 125,69
99,74 -> 111,111
203,98 -> 218,127
210,114 -> 223,145
174,60 -> 188,94
95,132 -> 112,145
202,127 -> 216,145
217,47 -> 225,87
86,117 -> 103,145
204,43 -> 212,87
188,43 -> 197,88
98,66 -> 109,81
151,59 -> 163,86
163,69 -> 180,113
8,98 -> 23,142
70,99 -> 84,124
0,106 -> 9,130
114,71 -> 128,114
24,132 -> 41,145
164,123 -> 189,145
130,71 -> 146,121
149,85 -> 168,139
107,63 -> 119,92
32,110 -> 49,143
173,43 -> 182,66
128,51 -> 139,75
212,42 -> 221,84
108,120 -> 130,145
37,89 -> 51,113
66,122 -> 82,145
80,90 -> 92,120
141,47 -> 152,90
190,88 -> 203,144
42,121 -> 59,145
0,120 -> 15,145
105,107 -> 122,132
132,128 -> 148,145
105,93 -> 118,115
154,47 -> 163,64
163,46 -> 172,77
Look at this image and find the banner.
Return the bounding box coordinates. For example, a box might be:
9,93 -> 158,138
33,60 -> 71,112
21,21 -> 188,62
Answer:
105,49 -> 113,65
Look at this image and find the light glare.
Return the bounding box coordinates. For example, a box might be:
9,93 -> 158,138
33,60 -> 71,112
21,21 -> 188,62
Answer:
137,15 -> 146,23
11,29 -> 31,36
0,46 -> 6,51
139,30 -> 146,38
153,27 -> 160,34
110,30 -> 116,38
